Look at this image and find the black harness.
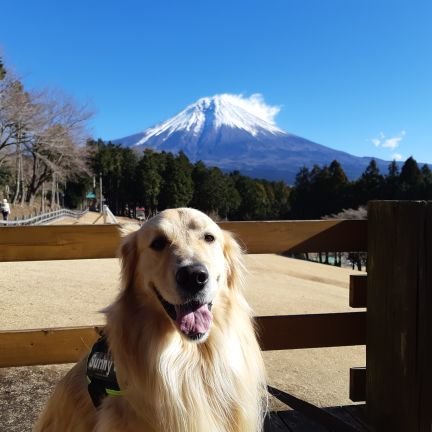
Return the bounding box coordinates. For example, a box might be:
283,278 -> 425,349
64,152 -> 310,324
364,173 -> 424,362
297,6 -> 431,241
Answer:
86,334 -> 122,408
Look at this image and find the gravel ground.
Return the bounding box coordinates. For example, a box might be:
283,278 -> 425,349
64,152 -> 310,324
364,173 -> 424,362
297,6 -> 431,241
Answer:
0,216 -> 365,431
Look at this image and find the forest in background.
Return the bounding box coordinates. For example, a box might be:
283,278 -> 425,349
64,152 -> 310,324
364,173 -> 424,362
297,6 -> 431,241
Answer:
69,139 -> 432,221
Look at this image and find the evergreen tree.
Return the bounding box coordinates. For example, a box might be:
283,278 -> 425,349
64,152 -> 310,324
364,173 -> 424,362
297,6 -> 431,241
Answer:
354,160 -> 384,205
399,156 -> 423,198
309,165 -> 331,218
159,152 -> 193,209
233,175 -> 270,220
87,140 -> 127,214
384,160 -> 400,199
271,181 -> 291,219
290,162 -> 349,219
325,160 -> 349,215
421,164 -> 432,199
221,174 -> 241,219
118,147 -> 139,212
64,176 -> 92,209
289,166 -> 312,219
191,164 -> 228,216
191,161 -> 210,210
135,149 -> 164,214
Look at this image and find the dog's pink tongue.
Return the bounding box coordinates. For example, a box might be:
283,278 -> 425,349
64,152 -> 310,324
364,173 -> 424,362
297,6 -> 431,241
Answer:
175,303 -> 212,335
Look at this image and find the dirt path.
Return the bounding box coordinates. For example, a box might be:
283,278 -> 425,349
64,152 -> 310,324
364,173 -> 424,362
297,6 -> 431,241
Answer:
48,210 -> 134,225
0,217 -> 365,431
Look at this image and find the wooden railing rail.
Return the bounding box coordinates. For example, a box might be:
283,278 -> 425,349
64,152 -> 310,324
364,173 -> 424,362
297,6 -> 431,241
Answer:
0,219 -> 367,262
0,312 -> 366,368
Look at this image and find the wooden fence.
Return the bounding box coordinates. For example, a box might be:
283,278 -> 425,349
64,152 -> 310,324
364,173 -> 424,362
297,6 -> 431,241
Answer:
1,201 -> 430,432
0,219 -> 367,368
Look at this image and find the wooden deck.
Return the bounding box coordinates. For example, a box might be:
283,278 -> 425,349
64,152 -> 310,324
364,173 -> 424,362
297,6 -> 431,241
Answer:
265,405 -> 371,432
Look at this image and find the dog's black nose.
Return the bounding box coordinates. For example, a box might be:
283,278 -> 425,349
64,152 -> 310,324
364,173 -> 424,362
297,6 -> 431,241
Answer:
176,264 -> 209,293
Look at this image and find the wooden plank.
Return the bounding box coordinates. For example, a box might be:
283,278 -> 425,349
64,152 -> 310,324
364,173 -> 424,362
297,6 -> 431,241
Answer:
0,225 -> 121,262
349,275 -> 367,308
278,410 -> 328,432
367,201 -> 432,432
257,312 -> 366,351
269,386 -> 359,432
267,408 -> 371,432
0,312 -> 366,367
267,407 -> 371,432
0,326 -> 102,367
325,405 -> 371,431
340,404 -> 372,432
264,412 -> 293,431
220,219 -> 367,254
419,204 -> 432,432
0,220 -> 367,262
349,367 -> 366,402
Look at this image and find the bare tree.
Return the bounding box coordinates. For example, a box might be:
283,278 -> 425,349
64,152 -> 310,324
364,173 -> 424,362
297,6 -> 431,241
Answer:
21,92 -> 92,205
0,77 -> 39,167
1,70 -> 93,207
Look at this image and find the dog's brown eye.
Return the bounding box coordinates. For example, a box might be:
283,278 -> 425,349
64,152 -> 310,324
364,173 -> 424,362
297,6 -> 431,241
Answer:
204,233 -> 215,243
150,236 -> 168,251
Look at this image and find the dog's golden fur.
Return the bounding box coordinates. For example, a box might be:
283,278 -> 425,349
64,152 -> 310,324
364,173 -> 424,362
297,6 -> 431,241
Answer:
34,208 -> 267,432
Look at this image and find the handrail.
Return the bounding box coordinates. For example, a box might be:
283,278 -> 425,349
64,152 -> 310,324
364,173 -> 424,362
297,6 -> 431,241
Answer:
0,219 -> 368,262
0,208 -> 89,226
0,312 -> 366,367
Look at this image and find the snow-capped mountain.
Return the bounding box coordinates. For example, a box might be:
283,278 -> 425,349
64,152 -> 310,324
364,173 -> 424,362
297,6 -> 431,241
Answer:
113,94 -> 389,182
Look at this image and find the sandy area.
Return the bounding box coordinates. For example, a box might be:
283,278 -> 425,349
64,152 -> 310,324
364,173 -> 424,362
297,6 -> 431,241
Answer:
0,214 -> 365,431
48,210 -> 134,226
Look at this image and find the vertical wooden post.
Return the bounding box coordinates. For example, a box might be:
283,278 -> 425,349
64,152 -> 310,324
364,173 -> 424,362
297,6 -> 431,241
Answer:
367,201 -> 432,432
99,172 -> 103,214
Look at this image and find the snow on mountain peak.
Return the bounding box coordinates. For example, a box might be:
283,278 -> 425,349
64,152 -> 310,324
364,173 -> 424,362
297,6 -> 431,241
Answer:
136,93 -> 285,147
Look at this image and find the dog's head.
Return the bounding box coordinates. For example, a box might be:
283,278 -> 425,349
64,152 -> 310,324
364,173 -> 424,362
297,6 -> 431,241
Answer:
119,208 -> 244,343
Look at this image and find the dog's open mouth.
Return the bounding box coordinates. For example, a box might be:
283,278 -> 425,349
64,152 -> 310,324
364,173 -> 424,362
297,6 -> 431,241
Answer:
155,290 -> 213,341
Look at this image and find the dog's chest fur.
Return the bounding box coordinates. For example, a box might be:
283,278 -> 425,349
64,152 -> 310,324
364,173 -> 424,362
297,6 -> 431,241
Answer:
105,306 -> 264,432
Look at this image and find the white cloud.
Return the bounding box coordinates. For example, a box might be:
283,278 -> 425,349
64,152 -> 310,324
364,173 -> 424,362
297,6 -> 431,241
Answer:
392,153 -> 404,161
382,137 -> 402,149
370,130 -> 406,150
223,93 -> 281,124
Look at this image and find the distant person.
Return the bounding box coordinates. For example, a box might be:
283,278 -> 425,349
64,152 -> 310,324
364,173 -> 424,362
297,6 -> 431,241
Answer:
1,198 -> 10,220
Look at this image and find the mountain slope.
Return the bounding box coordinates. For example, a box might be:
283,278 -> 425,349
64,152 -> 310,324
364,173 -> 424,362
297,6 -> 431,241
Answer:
113,94 -> 390,182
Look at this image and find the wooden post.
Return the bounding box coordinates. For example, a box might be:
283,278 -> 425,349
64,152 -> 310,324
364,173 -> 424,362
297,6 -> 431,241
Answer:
41,182 -> 45,213
99,172 -> 103,213
367,201 -> 432,432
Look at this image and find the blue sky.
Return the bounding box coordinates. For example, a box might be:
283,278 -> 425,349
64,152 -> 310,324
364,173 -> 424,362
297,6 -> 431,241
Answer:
1,0 -> 431,164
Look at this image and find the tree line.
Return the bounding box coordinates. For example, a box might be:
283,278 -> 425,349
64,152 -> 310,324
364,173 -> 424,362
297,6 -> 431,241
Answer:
68,139 -> 291,220
290,158 -> 432,219
66,139 -> 432,221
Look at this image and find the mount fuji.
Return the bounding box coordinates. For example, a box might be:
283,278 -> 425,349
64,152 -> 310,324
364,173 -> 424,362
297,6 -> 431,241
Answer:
113,94 -> 389,183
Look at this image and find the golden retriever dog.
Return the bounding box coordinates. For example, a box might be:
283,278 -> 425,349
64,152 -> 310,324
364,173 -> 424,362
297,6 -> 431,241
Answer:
34,208 -> 267,432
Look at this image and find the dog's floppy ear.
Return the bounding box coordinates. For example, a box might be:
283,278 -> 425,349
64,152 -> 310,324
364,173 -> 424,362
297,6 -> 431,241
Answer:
118,227 -> 139,291
223,230 -> 246,290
